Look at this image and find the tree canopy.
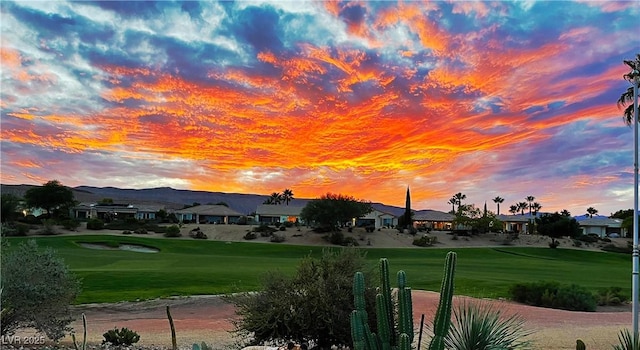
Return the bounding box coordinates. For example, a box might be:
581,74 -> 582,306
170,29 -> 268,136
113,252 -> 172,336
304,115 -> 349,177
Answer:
536,212 -> 581,240
24,180 -> 75,218
300,193 -> 372,229
1,193 -> 21,222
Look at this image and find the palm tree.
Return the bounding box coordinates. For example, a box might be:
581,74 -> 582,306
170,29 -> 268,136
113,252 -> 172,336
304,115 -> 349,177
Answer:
618,53 -> 640,125
268,192 -> 282,205
517,202 -> 528,215
531,202 -> 542,216
281,189 -> 294,205
509,205 -> 518,215
448,197 -> 457,213
587,207 -> 598,218
452,192 -> 467,213
560,209 -> 571,217
526,196 -> 535,217
492,196 -> 504,215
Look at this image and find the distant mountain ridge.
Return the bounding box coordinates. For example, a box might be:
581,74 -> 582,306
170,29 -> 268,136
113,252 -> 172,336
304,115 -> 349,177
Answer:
1,184 -> 411,216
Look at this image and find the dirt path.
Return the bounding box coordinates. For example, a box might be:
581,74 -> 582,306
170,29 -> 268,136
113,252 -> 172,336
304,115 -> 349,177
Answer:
55,291 -> 631,350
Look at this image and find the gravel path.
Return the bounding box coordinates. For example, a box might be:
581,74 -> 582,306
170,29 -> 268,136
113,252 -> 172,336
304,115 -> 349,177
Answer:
16,291 -> 624,350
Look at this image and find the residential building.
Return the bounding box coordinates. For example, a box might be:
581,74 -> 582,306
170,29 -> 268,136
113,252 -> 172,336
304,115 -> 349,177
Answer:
174,205 -> 244,224
255,204 -> 304,224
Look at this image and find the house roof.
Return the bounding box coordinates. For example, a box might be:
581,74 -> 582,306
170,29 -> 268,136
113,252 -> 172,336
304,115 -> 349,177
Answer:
256,204 -> 304,216
175,205 -> 243,217
576,217 -> 622,228
497,214 -> 532,223
414,210 -> 454,222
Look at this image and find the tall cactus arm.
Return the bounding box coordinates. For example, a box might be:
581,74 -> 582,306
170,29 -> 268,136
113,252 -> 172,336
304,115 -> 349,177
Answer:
379,258 -> 396,346
428,252 -> 457,350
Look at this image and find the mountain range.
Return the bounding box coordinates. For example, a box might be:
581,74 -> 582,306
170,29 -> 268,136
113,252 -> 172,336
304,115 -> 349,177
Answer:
1,184 -> 408,216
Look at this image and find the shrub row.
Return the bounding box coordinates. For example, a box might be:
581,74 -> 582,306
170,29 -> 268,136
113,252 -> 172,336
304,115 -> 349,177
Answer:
507,281 -> 618,312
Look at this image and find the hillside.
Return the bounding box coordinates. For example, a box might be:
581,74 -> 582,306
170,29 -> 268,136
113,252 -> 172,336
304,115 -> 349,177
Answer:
1,184 -> 409,215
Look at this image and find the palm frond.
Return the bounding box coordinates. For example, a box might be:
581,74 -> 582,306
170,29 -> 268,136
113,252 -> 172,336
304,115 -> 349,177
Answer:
612,329 -> 640,350
444,301 -> 535,350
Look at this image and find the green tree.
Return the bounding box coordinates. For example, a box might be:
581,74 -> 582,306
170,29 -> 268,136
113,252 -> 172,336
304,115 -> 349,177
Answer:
399,186 -> 413,229
492,196 -> 504,216
24,180 -> 75,218
536,212 -> 581,246
1,193 -> 21,223
282,188 -> 294,206
1,240 -> 82,341
617,53 -> 640,125
300,193 -> 372,230
226,249 -> 375,348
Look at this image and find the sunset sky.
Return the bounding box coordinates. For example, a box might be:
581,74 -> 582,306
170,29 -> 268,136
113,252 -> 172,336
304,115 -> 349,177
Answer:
1,1 -> 638,216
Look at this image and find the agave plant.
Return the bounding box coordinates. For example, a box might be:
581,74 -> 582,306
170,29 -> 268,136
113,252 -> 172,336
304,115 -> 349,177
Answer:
444,301 -> 534,350
613,329 -> 640,350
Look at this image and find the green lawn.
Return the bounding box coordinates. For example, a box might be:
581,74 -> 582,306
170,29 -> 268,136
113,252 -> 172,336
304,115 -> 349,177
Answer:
2,235 -> 632,304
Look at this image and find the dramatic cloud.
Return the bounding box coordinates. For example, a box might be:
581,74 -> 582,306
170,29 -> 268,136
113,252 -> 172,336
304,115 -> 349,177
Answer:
1,0 -> 638,216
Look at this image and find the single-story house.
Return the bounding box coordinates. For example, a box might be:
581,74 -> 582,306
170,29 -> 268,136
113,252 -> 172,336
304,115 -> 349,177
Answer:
576,216 -> 624,237
497,214 -> 532,234
255,204 -> 304,224
73,203 -> 139,220
174,205 -> 244,224
354,209 -> 398,229
414,210 -> 455,230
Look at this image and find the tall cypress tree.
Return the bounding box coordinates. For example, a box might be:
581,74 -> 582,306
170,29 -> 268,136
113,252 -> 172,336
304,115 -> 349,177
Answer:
403,186 -> 412,229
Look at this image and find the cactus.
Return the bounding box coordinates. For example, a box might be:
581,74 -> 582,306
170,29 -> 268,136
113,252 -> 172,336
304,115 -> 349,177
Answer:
576,339 -> 586,350
350,253 -> 457,350
351,258 -> 412,350
167,305 -> 178,350
427,252 -> 457,350
72,313 -> 87,350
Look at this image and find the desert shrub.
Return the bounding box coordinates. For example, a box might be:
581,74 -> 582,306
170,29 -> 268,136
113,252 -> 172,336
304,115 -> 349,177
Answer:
365,225 -> 375,233
191,231 -> 208,239
255,224 -> 276,236
20,214 -> 41,225
102,327 -> 140,346
224,249 -> 375,348
125,217 -> 139,224
61,219 -> 80,231
122,230 -> 133,235
1,223 -> 30,237
274,222 -> 282,228
597,286 -> 629,306
163,225 -> 181,237
278,225 -> 286,231
342,236 -> 359,246
413,235 -> 438,247
572,239 -> 583,247
86,218 -> 104,230
602,243 -> 633,254
283,221 -> 294,228
134,228 -> 148,234
508,281 -> 596,312
243,231 -> 257,240
577,235 -> 599,243
40,219 -> 58,235
601,237 -> 612,243
548,240 -> 560,249
1,240 -> 81,341
326,231 -> 345,245
270,233 -> 285,243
